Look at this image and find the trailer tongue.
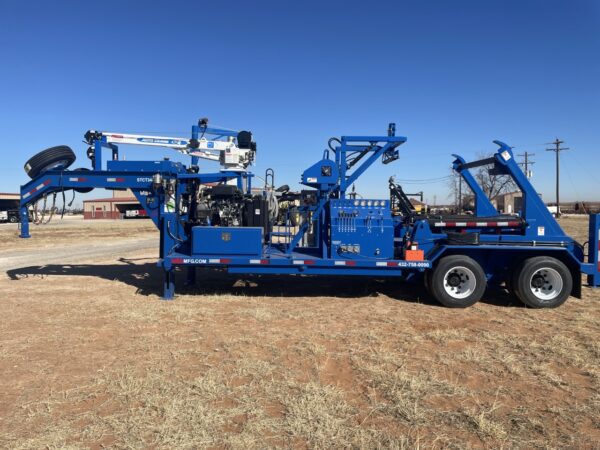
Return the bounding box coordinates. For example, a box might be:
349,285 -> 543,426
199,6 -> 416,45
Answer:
18,119 -> 600,307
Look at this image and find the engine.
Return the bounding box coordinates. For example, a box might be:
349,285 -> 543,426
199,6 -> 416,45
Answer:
194,184 -> 272,233
196,184 -> 244,226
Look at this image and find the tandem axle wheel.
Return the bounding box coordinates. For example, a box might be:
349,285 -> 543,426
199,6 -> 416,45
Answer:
427,255 -> 487,308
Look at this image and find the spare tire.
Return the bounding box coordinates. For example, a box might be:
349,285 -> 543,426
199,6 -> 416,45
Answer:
71,168 -> 94,193
24,146 -> 76,178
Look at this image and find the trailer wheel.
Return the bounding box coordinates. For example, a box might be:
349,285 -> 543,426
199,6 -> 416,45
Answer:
24,146 -> 76,178
424,269 -> 431,293
8,215 -> 18,223
429,255 -> 487,307
512,257 -> 572,308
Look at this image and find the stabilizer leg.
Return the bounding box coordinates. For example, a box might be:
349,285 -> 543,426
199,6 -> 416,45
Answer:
163,270 -> 175,300
19,206 -> 30,238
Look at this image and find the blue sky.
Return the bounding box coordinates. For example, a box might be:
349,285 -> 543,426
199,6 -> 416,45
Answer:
0,0 -> 598,205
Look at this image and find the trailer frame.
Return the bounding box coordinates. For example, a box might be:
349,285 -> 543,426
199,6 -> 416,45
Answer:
18,121 -> 600,305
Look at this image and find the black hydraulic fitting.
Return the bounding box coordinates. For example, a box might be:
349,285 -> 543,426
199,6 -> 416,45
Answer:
84,130 -> 102,144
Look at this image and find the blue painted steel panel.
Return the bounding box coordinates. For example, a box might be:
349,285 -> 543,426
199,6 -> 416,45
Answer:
301,159 -> 339,189
329,198 -> 394,259
227,267 -> 405,276
167,251 -> 431,270
192,226 -> 262,257
587,214 -> 600,286
107,159 -> 185,173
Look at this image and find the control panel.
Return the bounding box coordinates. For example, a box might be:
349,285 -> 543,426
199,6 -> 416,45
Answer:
329,199 -> 394,259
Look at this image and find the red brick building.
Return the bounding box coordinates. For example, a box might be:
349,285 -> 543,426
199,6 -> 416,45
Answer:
83,190 -> 141,220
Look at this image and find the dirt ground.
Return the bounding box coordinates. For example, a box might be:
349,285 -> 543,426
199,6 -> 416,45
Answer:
0,216 -> 598,449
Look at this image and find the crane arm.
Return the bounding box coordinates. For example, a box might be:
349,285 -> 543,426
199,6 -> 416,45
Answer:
86,129 -> 254,170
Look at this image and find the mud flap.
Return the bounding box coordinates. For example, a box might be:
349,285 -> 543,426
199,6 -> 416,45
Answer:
571,266 -> 582,299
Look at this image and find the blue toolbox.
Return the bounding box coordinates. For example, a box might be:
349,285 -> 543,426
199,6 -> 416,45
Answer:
192,227 -> 262,257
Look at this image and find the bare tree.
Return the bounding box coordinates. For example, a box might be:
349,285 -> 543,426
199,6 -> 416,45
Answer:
473,152 -> 516,199
447,153 -> 516,210
446,170 -> 473,212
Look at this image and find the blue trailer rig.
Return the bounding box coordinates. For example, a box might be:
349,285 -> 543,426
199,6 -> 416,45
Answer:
17,119 -> 600,307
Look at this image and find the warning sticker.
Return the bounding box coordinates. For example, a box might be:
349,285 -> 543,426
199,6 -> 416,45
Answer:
537,226 -> 545,236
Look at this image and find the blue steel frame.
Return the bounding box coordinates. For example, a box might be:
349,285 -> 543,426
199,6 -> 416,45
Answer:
286,129 -> 407,256
451,154 -> 498,216
18,123 -> 600,300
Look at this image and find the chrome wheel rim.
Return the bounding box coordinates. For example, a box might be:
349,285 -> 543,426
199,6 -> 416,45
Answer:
529,267 -> 562,301
43,160 -> 71,172
443,266 -> 476,299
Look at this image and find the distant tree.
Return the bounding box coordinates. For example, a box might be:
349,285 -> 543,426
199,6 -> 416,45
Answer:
447,152 -> 517,209
474,152 -> 516,199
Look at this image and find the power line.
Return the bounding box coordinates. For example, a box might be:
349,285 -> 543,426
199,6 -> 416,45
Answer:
394,175 -> 453,183
545,138 -> 570,217
562,157 -> 583,202
517,151 -> 535,178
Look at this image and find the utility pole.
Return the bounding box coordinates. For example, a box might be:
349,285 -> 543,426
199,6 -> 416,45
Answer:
517,151 -> 535,178
546,139 -> 570,217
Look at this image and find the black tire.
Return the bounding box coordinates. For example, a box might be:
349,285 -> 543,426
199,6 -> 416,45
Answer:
24,146 -> 76,178
429,255 -> 487,308
71,168 -> 94,193
424,269 -> 432,294
512,256 -> 572,308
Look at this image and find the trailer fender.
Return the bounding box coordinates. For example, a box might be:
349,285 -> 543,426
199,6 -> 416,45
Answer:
570,265 -> 582,298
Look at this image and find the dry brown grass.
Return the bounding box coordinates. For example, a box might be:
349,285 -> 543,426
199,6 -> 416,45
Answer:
0,217 -> 157,251
0,216 -> 599,448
